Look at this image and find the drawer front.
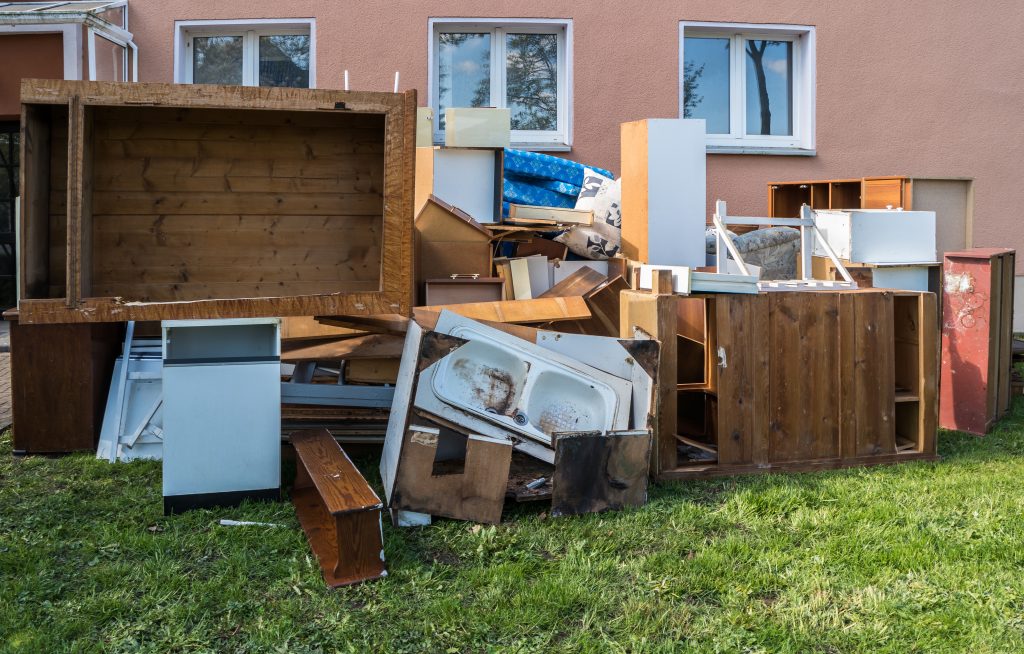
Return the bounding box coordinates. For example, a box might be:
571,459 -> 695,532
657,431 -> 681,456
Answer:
862,178 -> 905,209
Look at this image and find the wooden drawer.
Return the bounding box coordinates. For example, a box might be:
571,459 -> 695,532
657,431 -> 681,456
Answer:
862,178 -> 906,209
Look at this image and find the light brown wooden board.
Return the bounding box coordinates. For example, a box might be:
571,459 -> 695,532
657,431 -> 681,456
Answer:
414,296 -> 590,324
282,334 -> 404,363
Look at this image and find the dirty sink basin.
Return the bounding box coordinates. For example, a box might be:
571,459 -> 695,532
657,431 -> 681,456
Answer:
427,324 -> 628,445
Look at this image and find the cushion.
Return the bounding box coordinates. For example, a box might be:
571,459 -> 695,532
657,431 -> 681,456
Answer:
557,173 -> 622,260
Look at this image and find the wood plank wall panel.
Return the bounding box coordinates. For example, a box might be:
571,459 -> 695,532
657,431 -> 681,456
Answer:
88,106 -> 385,302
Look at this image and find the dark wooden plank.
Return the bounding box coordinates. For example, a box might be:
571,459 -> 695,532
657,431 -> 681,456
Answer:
768,292 -> 803,462
852,292 -> 896,456
10,319 -> 122,453
715,294 -> 768,465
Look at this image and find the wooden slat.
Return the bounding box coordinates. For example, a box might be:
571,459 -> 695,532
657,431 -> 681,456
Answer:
282,334 -> 403,362
538,266 -> 607,298
619,289 -> 677,474
918,292 -> 938,455
89,280 -> 380,302
91,191 -> 382,216
715,294 -> 768,465
850,291 -> 896,456
414,296 -> 590,325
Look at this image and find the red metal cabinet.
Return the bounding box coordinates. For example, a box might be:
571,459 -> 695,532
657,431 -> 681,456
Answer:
939,248 -> 1015,435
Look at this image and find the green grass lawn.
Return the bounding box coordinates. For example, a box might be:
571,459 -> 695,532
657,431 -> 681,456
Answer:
3,407 -> 1024,654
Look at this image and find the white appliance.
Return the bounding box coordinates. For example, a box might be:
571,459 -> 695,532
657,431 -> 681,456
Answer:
813,209 -> 937,264
161,318 -> 281,514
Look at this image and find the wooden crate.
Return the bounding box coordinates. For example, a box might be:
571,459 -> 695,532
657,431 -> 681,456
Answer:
621,288 -> 938,479
17,79 -> 416,324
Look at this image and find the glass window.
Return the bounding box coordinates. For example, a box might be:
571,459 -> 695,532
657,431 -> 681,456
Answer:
193,35 -> 243,85
93,35 -> 126,82
184,25 -> 312,88
682,37 -> 730,134
259,35 -> 310,88
437,32 -> 490,131
432,22 -> 570,146
680,24 -> 813,151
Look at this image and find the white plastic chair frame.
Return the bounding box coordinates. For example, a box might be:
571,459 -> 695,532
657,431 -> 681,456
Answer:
712,200 -> 857,289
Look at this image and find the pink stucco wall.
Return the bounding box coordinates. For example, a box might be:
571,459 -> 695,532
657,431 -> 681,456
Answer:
129,1 -> 1024,271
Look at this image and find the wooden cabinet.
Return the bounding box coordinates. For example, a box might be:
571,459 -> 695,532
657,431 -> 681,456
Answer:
769,176 -> 973,260
620,288 -> 937,479
18,79 -> 416,325
939,248 -> 1015,434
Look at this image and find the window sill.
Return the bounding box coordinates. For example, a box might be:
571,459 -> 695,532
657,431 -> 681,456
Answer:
434,142 -> 571,152
706,145 -> 816,156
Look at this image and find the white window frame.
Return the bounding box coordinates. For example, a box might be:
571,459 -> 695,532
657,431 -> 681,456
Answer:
174,18 -> 316,88
679,21 -> 815,155
428,17 -> 572,150
88,27 -> 136,82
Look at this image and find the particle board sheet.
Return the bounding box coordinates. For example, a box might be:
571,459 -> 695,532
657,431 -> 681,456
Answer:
768,292 -> 842,462
17,79 -> 416,324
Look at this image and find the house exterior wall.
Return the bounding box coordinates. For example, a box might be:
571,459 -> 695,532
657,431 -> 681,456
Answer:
0,33 -> 64,120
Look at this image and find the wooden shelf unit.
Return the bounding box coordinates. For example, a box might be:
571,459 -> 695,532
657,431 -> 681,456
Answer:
768,176 -> 973,259
17,79 -> 416,324
620,287 -> 938,479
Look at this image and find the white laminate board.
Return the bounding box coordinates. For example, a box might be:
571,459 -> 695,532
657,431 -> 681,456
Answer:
646,119 -> 706,268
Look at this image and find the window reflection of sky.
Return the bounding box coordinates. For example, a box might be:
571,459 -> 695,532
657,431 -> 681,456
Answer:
439,33 -> 490,109
685,37 -> 793,136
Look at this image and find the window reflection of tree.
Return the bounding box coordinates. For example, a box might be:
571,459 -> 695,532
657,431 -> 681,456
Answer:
746,40 -> 781,136
438,32 -> 560,132
683,39 -> 785,136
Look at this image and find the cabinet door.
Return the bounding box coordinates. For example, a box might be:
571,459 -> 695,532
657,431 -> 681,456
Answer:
862,178 -> 905,209
715,294 -> 769,465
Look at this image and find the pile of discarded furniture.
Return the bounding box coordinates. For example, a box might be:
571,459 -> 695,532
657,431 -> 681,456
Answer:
6,80 -> 1015,588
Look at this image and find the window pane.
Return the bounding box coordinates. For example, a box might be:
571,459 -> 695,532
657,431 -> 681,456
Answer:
745,40 -> 792,136
93,36 -> 125,82
683,37 -> 730,134
259,35 -> 310,88
437,32 -> 490,130
506,33 -> 558,132
193,36 -> 243,85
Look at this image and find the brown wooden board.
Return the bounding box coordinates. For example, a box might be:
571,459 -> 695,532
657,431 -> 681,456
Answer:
538,267 -> 607,298
17,79 -> 416,324
414,296 -> 590,325
10,316 -> 122,453
392,423 -> 512,524
715,294 -> 769,465
290,429 -> 385,587
551,430 -> 652,516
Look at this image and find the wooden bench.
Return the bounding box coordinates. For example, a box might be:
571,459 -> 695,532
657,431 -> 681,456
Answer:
290,428 -> 386,587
